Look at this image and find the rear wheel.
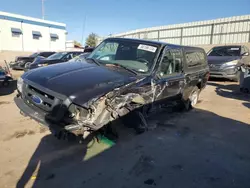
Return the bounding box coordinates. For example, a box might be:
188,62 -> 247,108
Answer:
184,86 -> 200,110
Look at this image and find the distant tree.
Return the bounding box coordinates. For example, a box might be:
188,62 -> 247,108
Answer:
85,33 -> 98,47
74,40 -> 82,47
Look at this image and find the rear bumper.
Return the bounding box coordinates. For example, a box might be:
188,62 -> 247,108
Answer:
14,96 -> 81,135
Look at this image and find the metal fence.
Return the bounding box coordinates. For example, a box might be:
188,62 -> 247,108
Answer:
100,15 -> 250,46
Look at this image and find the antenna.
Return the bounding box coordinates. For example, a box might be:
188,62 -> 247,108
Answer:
42,0 -> 45,19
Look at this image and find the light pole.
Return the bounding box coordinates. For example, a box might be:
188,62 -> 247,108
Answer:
42,0 -> 45,19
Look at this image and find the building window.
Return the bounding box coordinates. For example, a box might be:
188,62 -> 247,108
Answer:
11,28 -> 22,38
50,33 -> 59,42
32,31 -> 42,40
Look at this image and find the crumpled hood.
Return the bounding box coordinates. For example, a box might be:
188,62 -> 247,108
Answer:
207,56 -> 240,65
22,61 -> 138,105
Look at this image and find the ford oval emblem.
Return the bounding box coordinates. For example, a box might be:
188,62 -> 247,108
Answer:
31,95 -> 42,105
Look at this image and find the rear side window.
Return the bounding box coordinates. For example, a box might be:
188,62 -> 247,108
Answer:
158,48 -> 182,77
185,51 -> 206,68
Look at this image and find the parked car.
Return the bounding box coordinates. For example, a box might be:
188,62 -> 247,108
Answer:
68,52 -> 91,62
10,51 -> 55,70
14,38 -> 209,139
207,45 -> 250,81
0,66 -> 12,86
83,47 -> 94,53
25,51 -> 83,71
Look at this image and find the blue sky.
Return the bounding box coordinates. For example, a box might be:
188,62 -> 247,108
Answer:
1,0 -> 250,44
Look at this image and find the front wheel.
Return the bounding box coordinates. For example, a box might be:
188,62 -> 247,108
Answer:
183,86 -> 200,110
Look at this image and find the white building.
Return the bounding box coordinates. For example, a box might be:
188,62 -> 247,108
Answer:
0,11 -> 67,52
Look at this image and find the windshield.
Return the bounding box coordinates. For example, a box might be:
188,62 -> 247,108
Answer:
208,46 -> 241,56
47,52 -> 68,60
88,39 -> 159,73
69,53 -> 90,62
29,53 -> 39,58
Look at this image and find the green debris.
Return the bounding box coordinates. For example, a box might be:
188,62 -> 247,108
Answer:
97,134 -> 116,146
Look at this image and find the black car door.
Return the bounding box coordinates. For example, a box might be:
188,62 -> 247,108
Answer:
154,47 -> 185,105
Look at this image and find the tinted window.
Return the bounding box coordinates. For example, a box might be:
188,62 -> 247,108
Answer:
84,48 -> 94,53
39,52 -> 54,58
185,51 -> 205,67
47,52 -> 68,60
64,53 -> 74,60
29,53 -> 39,58
158,49 -> 182,77
72,52 -> 82,57
208,46 -> 241,56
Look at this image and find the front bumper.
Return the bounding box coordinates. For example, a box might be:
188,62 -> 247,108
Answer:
14,96 -> 81,136
12,64 -> 25,70
209,66 -> 238,79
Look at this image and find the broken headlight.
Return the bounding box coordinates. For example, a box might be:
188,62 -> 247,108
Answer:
68,104 -> 89,120
17,77 -> 23,93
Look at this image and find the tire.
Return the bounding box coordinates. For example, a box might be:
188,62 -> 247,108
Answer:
183,86 -> 200,110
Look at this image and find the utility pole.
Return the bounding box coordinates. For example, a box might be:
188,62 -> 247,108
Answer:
81,15 -> 86,45
42,0 -> 45,19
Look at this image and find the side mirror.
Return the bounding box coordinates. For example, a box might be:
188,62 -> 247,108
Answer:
242,52 -> 249,56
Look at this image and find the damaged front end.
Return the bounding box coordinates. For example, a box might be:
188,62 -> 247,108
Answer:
56,79 -> 152,138
15,77 -> 157,140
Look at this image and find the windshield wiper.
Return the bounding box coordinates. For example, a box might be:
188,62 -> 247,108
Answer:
106,63 -> 138,75
86,58 -> 101,66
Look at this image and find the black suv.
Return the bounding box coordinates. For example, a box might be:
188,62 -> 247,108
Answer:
15,38 -> 209,139
26,51 -> 83,71
10,51 -> 55,70
208,45 -> 250,81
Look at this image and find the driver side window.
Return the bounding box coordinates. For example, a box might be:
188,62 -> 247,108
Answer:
158,48 -> 182,77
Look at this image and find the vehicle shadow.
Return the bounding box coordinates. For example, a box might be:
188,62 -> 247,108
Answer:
0,80 -> 17,96
208,82 -> 249,102
16,108 -> 250,188
242,102 -> 250,109
208,77 -> 235,82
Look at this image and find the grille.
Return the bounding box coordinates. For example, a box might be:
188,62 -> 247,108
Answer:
23,83 -> 61,112
209,64 -> 221,71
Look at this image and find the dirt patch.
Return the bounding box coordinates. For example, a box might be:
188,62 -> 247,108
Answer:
39,126 -> 49,133
0,101 -> 11,105
4,129 -> 36,141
